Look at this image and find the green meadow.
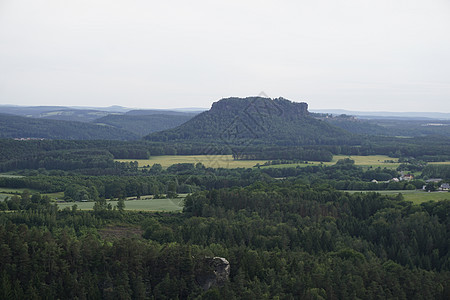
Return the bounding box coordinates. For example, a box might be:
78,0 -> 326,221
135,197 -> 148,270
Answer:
262,155 -> 400,169
0,189 -> 64,201
346,190 -> 450,204
58,197 -> 184,212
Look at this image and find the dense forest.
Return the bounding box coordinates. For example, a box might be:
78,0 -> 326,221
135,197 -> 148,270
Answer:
0,182 -> 449,299
0,150 -> 449,298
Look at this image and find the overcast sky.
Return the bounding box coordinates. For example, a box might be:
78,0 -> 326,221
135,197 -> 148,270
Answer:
1,0 -> 449,111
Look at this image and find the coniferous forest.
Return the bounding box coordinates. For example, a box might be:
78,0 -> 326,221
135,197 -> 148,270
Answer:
1,181 -> 449,299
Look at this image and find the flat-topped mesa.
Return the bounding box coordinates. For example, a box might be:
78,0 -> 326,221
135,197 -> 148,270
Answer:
210,96 -> 309,118
145,95 -> 349,145
209,97 -> 262,112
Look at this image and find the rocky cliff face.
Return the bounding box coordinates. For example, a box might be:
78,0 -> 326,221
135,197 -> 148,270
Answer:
195,257 -> 230,291
210,96 -> 309,119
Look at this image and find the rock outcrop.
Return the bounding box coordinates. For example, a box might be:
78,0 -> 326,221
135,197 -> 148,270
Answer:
195,257 -> 230,291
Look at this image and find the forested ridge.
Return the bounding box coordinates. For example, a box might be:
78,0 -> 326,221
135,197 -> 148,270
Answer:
0,108 -> 197,140
0,113 -> 138,140
93,114 -> 194,137
323,116 -> 450,137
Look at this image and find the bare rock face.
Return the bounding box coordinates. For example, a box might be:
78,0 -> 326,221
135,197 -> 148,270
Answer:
195,257 -> 230,291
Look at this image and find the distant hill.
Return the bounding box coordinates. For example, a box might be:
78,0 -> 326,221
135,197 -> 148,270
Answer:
366,119 -> 450,137
0,105 -> 201,124
322,117 -> 389,136
93,114 -> 195,137
38,109 -> 112,122
0,113 -> 138,140
316,115 -> 450,137
125,109 -> 199,117
0,105 -> 119,122
145,97 -> 352,146
311,109 -> 450,120
0,105 -> 73,116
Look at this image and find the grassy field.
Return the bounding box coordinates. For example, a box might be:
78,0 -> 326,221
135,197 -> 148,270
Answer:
0,174 -> 24,178
346,190 -> 450,204
429,161 -> 450,165
262,155 -> 400,169
116,155 -> 268,169
58,197 -> 184,212
0,188 -> 63,200
0,187 -> 39,194
332,155 -> 399,166
114,155 -> 450,170
44,192 -> 65,200
0,187 -> 184,212
117,154 -> 401,169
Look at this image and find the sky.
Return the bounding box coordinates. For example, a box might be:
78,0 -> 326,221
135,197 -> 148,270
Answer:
0,0 -> 449,112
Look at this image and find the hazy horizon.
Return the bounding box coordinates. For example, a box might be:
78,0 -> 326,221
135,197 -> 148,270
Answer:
2,101 -> 450,118
1,0 -> 449,112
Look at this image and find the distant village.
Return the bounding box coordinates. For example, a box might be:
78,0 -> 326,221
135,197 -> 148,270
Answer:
371,172 -> 450,192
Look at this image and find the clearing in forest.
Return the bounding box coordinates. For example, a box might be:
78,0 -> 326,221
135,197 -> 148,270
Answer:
57,197 -> 184,212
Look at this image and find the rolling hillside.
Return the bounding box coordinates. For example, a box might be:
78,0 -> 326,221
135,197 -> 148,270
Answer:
0,105 -> 199,139
319,115 -> 450,137
93,114 -> 195,137
0,113 -> 139,140
125,109 -> 201,116
0,105 -> 127,122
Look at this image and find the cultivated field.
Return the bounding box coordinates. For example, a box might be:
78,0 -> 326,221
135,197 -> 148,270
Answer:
429,161 -> 450,165
114,154 -> 450,170
116,155 -> 268,169
332,155 -> 399,166
117,154 -> 401,169
262,155 -> 400,169
58,197 -> 184,212
347,190 -> 450,204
